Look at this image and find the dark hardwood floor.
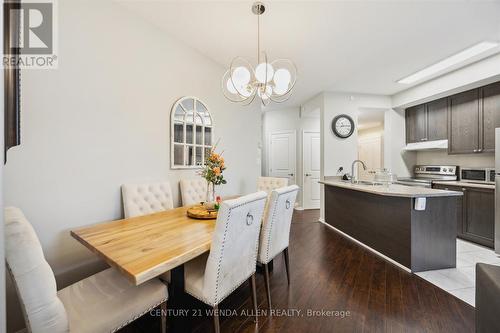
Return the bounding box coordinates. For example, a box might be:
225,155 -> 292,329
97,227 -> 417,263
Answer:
121,209 -> 475,333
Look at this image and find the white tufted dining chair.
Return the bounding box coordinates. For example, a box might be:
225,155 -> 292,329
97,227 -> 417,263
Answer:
121,181 -> 173,282
121,181 -> 174,218
4,207 -> 168,333
257,177 -> 289,194
180,178 -> 208,206
183,191 -> 268,333
257,185 -> 299,310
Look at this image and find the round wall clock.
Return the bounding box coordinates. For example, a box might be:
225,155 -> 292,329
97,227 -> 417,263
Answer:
332,114 -> 355,138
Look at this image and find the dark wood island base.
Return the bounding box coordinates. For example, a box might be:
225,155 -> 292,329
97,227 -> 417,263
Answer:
323,183 -> 461,272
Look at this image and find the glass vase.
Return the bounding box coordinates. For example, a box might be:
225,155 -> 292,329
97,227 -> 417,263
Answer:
206,181 -> 216,204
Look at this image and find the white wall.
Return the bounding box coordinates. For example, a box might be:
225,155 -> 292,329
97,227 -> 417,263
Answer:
383,108 -> 415,177
4,0 -> 261,331
416,151 -> 495,168
262,107 -> 320,207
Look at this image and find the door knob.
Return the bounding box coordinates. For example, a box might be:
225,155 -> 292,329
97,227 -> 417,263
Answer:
288,173 -> 294,176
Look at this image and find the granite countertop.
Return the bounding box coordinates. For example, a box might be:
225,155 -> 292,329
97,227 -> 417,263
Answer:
320,179 -> 463,198
433,180 -> 495,190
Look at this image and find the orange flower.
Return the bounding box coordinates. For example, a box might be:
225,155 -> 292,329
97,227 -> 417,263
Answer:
213,167 -> 221,175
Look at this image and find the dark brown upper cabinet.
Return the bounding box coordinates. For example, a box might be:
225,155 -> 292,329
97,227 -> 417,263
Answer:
405,80 -> 500,152
481,81 -> 500,153
448,89 -> 480,154
426,98 -> 448,141
448,83 -> 500,154
405,98 -> 447,144
406,104 -> 427,143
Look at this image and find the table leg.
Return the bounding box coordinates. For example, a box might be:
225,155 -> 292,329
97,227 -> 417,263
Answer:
169,265 -> 188,333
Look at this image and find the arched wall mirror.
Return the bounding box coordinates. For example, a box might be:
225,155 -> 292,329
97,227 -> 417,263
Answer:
171,96 -> 213,169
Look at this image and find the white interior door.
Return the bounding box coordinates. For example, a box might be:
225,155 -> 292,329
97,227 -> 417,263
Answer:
269,131 -> 296,184
302,131 -> 320,209
358,135 -> 383,178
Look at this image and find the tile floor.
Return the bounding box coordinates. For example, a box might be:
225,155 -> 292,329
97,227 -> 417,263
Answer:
416,239 -> 500,307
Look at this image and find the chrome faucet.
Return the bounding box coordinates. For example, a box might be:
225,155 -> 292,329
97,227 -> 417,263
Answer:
351,160 -> 367,183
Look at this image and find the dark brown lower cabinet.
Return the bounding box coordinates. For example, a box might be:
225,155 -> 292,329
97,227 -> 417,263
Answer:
433,184 -> 494,248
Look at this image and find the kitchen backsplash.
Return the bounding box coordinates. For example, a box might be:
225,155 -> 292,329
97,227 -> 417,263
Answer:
416,151 -> 495,168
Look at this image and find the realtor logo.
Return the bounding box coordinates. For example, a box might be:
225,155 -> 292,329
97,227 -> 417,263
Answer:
3,0 -> 58,69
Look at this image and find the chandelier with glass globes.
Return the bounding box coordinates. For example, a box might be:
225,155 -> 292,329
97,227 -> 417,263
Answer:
222,2 -> 297,106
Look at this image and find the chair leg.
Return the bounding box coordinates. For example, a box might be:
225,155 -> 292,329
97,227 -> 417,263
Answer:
160,302 -> 167,333
284,247 -> 291,285
263,263 -> 272,311
213,305 -> 220,333
249,274 -> 258,323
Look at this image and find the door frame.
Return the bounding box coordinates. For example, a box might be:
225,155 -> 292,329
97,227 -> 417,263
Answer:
267,130 -> 296,183
302,130 -> 320,210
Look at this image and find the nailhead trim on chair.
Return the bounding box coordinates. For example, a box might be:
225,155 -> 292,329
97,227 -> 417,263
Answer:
264,196 -> 280,263
111,297 -> 168,333
213,207 -> 231,305
213,196 -> 265,305
262,187 -> 297,264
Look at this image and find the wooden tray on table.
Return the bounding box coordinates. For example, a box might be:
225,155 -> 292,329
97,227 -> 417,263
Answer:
187,205 -> 218,219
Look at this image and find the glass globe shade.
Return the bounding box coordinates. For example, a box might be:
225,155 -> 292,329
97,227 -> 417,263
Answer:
255,63 -> 274,83
273,68 -> 291,88
274,83 -> 289,95
231,66 -> 251,86
226,79 -> 238,94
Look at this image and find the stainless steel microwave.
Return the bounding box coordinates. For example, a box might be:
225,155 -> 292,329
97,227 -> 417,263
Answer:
460,167 -> 495,184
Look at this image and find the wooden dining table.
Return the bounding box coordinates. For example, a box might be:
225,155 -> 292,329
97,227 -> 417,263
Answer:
71,205 -> 216,285
71,205 -> 217,331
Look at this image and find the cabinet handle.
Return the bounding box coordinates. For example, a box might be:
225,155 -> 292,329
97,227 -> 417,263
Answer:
288,173 -> 294,176
473,149 -> 478,152
305,173 -> 312,176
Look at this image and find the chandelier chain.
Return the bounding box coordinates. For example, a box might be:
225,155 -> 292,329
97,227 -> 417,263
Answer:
257,4 -> 260,63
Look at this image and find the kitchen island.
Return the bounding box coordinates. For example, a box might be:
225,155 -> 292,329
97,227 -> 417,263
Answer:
320,179 -> 463,272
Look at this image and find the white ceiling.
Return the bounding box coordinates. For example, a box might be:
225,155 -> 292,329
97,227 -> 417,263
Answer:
118,0 -> 500,108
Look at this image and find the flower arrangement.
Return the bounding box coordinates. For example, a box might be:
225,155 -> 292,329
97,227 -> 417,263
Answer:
200,142 -> 226,205
201,147 -> 227,186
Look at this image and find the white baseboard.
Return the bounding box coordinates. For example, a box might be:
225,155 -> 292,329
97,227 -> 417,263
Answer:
318,219 -> 411,273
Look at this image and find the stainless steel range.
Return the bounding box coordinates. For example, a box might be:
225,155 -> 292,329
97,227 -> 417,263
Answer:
397,165 -> 458,188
